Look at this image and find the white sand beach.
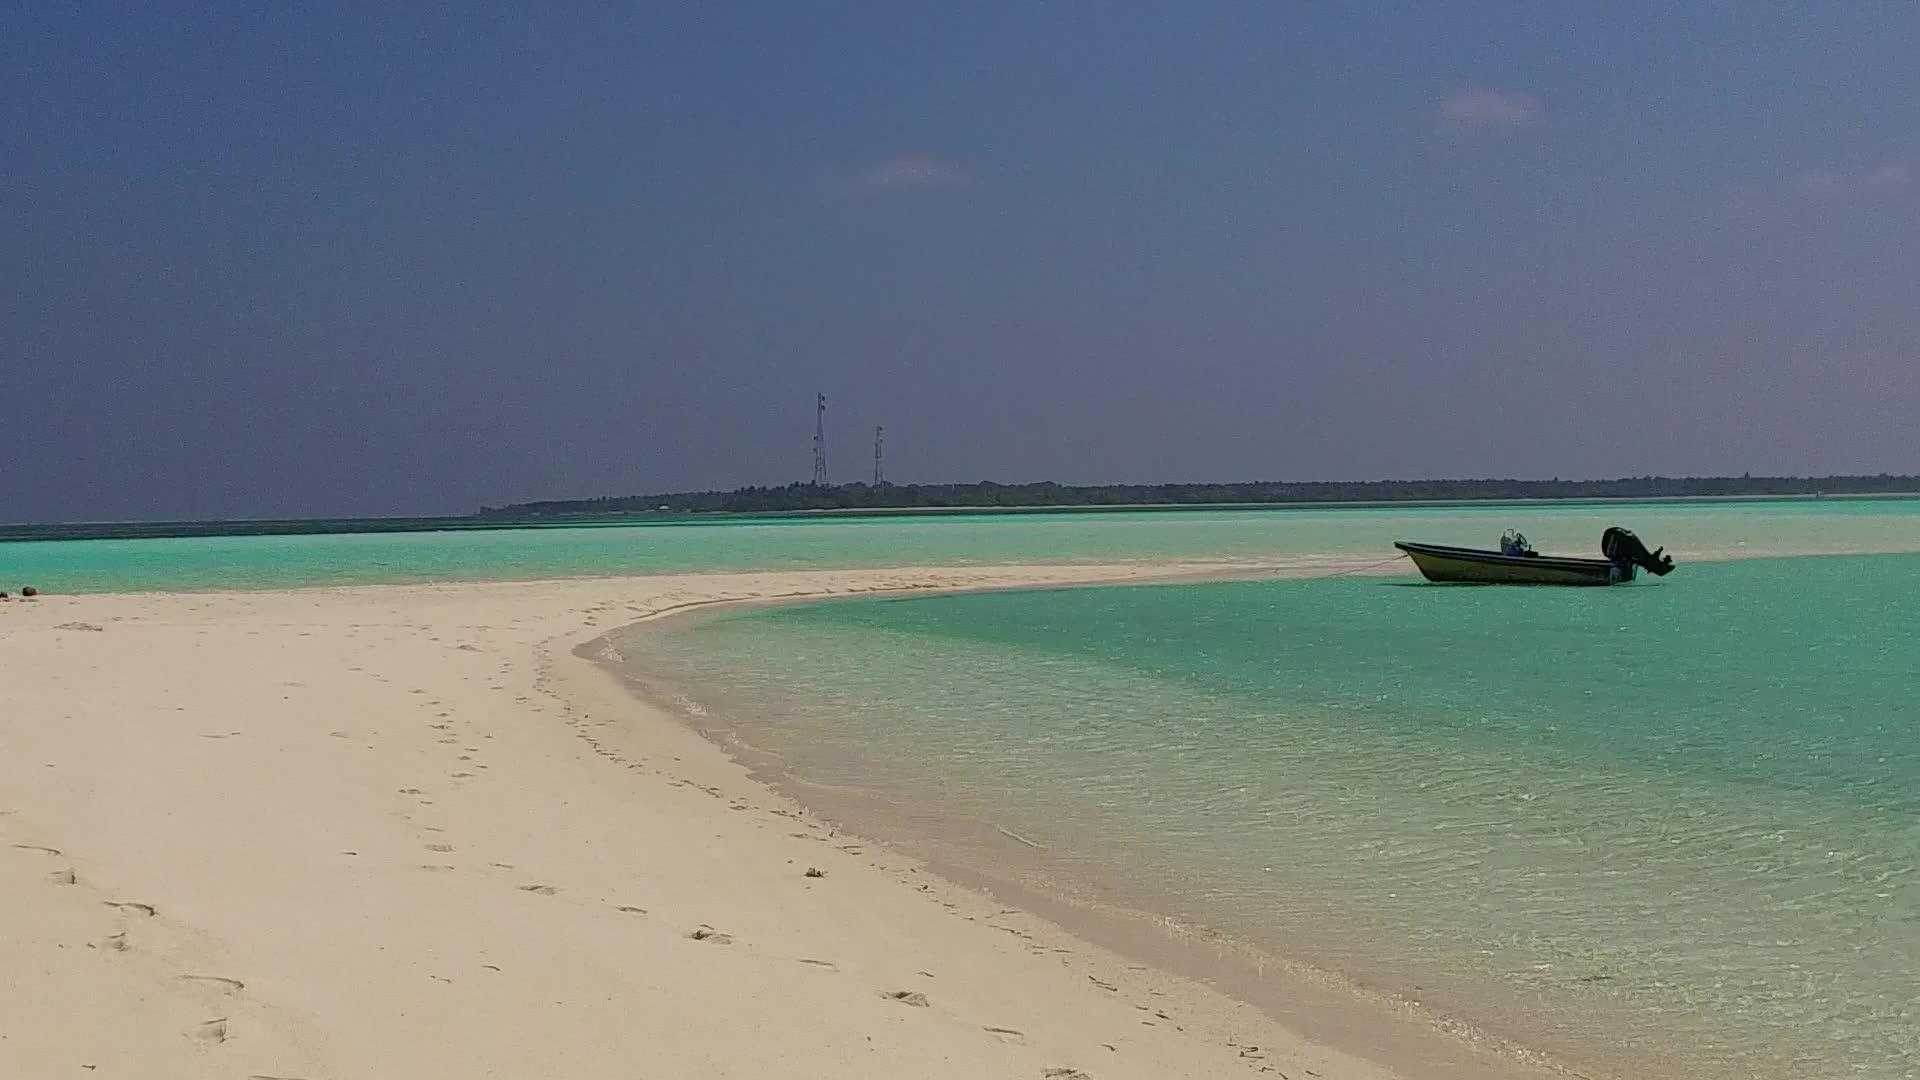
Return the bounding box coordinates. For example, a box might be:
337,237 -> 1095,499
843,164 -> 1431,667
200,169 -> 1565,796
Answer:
1,560 -> 1546,1079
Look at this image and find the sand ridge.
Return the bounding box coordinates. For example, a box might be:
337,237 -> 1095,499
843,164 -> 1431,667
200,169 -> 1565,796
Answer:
2,560 -> 1477,1079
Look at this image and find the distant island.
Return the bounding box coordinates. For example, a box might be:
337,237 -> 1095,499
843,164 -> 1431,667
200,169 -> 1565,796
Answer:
8,474 -> 1917,545
481,474 -> 1920,518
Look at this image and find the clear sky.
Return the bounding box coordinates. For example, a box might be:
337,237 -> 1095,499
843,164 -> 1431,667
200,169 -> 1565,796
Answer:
4,3 -> 1916,520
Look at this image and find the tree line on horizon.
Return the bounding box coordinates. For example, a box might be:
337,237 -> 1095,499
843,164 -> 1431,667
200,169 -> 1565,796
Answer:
478,474 -> 1920,517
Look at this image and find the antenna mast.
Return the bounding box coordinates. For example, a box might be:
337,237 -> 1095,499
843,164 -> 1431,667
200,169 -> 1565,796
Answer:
812,393 -> 828,486
873,426 -> 884,486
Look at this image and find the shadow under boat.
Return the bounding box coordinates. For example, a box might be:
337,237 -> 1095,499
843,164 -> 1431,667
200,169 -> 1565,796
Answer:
1394,527 -> 1676,586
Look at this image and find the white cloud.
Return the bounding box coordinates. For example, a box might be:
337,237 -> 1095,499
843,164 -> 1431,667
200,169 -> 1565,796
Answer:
850,156 -> 971,193
1790,169 -> 1848,197
1438,89 -> 1543,129
1787,161 -> 1908,198
1863,161 -> 1910,189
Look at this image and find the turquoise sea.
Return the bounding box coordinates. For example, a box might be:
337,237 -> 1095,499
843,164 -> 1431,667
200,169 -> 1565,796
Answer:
12,501 -> 1920,1076
607,532 -> 1920,1078
8,498 -> 1920,593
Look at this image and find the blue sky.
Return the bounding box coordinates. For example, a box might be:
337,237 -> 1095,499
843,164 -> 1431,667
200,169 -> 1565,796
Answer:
4,3 -> 1916,519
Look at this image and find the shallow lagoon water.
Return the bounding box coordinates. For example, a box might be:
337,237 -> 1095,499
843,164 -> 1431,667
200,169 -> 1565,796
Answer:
629,554 -> 1920,1078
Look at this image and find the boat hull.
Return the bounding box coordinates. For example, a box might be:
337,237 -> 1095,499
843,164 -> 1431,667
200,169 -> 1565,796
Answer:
1393,541 -> 1622,586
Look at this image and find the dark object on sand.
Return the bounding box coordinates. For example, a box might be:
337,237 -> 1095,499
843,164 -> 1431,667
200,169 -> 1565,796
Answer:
1396,526 -> 1675,586
1601,527 -> 1675,577
20,586 -> 38,597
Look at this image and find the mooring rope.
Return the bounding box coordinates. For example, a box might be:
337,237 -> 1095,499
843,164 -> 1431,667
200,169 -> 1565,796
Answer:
1293,553 -> 1411,582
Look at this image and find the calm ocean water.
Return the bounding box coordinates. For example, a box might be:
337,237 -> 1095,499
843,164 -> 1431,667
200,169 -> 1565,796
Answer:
622,553 -> 1920,1079
12,501 -> 1920,1074
7,499 -> 1920,593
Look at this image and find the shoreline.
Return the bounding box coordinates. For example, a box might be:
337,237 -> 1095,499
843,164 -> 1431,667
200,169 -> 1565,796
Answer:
492,489 -> 1920,524
4,560 -> 1449,1080
3,553 -> 1897,1076
17,540 -> 1920,600
540,565 -> 1535,1078
587,574 -> 1602,1080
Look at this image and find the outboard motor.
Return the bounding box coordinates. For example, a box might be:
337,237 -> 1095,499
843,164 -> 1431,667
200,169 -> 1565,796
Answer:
1601,527 -> 1675,581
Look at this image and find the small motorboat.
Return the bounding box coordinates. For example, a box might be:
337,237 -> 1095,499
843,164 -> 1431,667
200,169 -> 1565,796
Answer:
1395,527 -> 1675,586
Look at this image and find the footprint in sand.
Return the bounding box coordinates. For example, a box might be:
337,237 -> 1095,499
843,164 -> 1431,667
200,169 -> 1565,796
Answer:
1043,1071 -> 1092,1080
11,843 -> 62,856
983,1026 -> 1025,1042
105,901 -> 156,917
101,931 -> 129,952
518,884 -> 557,895
614,905 -> 647,915
796,958 -> 838,971
49,867 -> 77,885
179,975 -> 245,993
187,1017 -> 229,1043
424,843 -> 454,853
689,926 -> 733,944
880,990 -> 930,1007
